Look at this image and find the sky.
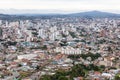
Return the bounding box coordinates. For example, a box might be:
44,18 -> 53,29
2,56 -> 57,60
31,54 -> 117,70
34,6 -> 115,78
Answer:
0,0 -> 120,14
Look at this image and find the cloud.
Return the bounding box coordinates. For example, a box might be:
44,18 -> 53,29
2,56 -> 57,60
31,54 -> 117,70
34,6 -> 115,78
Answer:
0,0 -> 119,12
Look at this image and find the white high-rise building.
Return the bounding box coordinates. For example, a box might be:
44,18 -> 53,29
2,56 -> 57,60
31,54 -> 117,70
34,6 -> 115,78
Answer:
54,47 -> 82,55
17,29 -> 22,38
50,26 -> 57,32
38,29 -> 46,39
5,21 -> 9,27
20,21 -> 24,28
113,20 -> 117,27
0,20 -> 2,25
49,31 -> 60,40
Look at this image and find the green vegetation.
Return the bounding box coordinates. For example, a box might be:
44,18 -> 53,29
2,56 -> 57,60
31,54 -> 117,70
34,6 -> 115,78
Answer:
32,32 -> 38,36
62,33 -> 67,38
58,76 -> 68,80
69,31 -> 77,38
59,40 -> 68,46
19,71 -> 32,79
115,73 -> 120,80
97,39 -> 106,44
40,75 -> 51,80
68,52 -> 101,61
40,64 -> 105,80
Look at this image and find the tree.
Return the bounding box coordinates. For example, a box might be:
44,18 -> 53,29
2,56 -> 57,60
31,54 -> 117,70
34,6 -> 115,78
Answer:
58,76 -> 68,80
40,75 -> 51,80
70,64 -> 85,78
69,31 -> 77,38
19,71 -> 32,79
115,74 -> 120,80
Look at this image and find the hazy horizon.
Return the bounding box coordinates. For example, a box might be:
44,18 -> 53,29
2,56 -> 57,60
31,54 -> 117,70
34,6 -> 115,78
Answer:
0,0 -> 120,14
0,9 -> 120,15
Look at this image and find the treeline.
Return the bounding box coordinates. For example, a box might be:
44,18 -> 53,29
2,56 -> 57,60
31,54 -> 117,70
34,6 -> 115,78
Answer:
68,52 -> 101,61
40,64 -> 105,80
0,14 -> 67,21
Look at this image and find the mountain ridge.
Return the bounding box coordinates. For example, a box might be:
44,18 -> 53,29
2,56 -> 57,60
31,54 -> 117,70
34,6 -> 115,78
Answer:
68,10 -> 120,18
0,10 -> 120,20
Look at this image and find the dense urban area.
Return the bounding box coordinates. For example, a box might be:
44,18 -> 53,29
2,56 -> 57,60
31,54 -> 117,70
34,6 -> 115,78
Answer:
0,16 -> 120,80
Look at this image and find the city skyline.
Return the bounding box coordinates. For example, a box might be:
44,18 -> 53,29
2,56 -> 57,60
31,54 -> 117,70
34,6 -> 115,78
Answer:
0,0 -> 120,14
